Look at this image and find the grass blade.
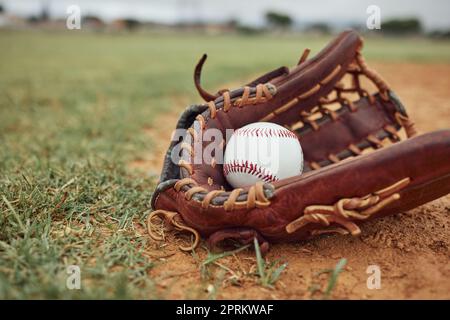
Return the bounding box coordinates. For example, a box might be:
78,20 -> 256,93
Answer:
202,244 -> 250,266
253,238 -> 266,282
323,258 -> 347,299
2,195 -> 27,234
269,262 -> 288,285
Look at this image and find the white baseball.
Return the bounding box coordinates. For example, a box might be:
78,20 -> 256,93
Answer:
223,122 -> 303,188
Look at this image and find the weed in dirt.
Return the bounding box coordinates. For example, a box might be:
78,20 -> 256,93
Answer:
309,258 -> 347,299
201,245 -> 250,266
254,238 -> 288,288
197,245 -> 250,279
183,245 -> 250,299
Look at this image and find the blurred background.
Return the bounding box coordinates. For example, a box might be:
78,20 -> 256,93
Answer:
0,0 -> 450,37
1,0 -> 450,35
1,0 -> 449,168
0,1 -> 449,299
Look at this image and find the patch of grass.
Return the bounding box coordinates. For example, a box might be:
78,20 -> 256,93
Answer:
0,162 -> 156,299
254,238 -> 287,288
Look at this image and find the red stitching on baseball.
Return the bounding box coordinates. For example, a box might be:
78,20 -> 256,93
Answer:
234,127 -> 297,139
223,160 -> 278,183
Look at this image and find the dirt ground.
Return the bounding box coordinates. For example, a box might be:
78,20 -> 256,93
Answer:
135,63 -> 450,299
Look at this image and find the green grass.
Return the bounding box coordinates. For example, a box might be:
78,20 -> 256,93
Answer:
0,30 -> 449,299
308,258 -> 347,299
254,238 -> 287,288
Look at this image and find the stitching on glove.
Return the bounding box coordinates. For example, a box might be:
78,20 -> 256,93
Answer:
260,65 -> 343,122
320,65 -> 342,84
348,143 -> 362,155
298,84 -> 321,99
355,52 -> 390,101
367,134 -> 383,148
285,177 -> 411,236
200,83 -> 274,121
187,127 -> 198,141
146,209 -> 200,252
195,114 -> 206,129
202,190 -> 224,209
224,188 -> 244,211
383,125 -> 401,141
172,178 -> 271,211
210,157 -> 217,168
223,91 -> 231,112
178,159 -> 193,175
395,112 -> 417,137
328,154 -> 340,163
300,110 -> 320,131
260,48 -> 416,144
305,127 -> 400,171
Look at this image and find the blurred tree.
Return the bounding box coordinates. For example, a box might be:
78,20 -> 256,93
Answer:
28,0 -> 50,23
428,29 -> 450,39
382,18 -> 422,35
0,4 -> 4,14
236,24 -> 263,35
265,11 -> 293,29
82,15 -> 105,30
226,18 -> 264,35
122,19 -> 141,31
40,0 -> 50,21
306,22 -> 331,34
226,18 -> 238,28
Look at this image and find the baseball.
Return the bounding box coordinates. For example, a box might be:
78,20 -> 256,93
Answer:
223,122 -> 303,188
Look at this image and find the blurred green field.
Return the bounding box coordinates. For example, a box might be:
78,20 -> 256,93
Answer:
0,30 -> 449,299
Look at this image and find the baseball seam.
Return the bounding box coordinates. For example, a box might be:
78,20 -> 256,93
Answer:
223,160 -> 279,183
234,127 -> 298,139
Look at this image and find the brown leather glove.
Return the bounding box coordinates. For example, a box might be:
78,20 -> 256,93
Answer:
148,30 -> 450,253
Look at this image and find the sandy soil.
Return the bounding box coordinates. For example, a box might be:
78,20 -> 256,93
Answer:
136,63 -> 450,299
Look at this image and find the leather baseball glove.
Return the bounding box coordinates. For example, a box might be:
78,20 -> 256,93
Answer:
148,30 -> 450,253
